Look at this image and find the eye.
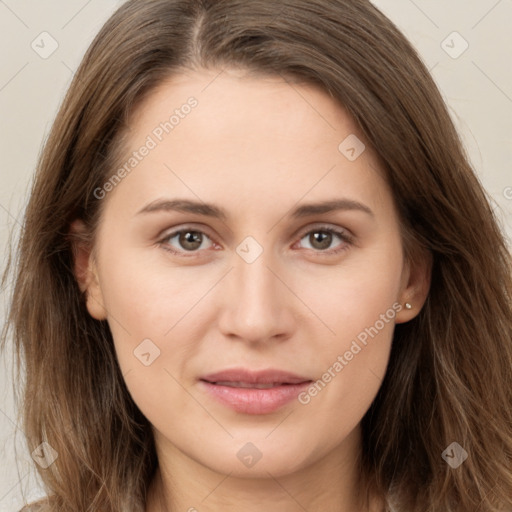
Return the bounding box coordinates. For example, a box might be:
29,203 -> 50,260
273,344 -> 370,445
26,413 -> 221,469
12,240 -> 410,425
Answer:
159,224 -> 353,258
160,227 -> 216,256
296,226 -> 353,255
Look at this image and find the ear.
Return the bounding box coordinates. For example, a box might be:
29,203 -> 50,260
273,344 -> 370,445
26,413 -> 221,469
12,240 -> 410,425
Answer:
69,219 -> 108,321
395,247 -> 432,324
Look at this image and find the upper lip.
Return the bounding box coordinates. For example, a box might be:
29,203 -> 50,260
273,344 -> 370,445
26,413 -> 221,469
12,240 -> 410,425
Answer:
200,368 -> 312,385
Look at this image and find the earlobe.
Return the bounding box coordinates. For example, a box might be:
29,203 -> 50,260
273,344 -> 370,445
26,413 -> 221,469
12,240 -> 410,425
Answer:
69,220 -> 108,321
395,248 -> 432,324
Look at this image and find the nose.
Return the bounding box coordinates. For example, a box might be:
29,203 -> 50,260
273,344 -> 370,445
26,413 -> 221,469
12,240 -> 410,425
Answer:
216,249 -> 297,344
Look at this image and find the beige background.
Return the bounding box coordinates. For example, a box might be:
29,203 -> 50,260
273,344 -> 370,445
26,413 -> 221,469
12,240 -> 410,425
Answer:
1,0 -> 511,508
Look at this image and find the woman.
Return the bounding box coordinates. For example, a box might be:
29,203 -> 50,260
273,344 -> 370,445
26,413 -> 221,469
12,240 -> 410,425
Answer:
2,0 -> 511,511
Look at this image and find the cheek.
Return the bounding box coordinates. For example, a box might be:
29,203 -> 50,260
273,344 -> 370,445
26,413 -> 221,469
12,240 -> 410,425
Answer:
95,251 -> 203,426
296,240 -> 402,429
94,244 -> 207,376
296,301 -> 395,456
98,236 -> 215,330
311,238 -> 403,341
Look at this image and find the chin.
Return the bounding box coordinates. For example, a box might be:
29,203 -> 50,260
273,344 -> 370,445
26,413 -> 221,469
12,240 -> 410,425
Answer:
191,436 -> 316,479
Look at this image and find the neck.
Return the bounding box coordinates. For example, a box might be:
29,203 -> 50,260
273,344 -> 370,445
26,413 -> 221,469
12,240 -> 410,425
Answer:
145,426 -> 386,512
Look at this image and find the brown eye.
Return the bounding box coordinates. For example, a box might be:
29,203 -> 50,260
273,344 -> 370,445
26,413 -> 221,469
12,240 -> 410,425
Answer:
177,231 -> 203,251
162,228 -> 214,254
297,226 -> 353,255
308,231 -> 333,250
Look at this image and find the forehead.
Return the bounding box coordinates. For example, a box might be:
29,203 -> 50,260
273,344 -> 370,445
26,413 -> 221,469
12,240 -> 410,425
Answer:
129,67 -> 363,149
105,67 -> 392,220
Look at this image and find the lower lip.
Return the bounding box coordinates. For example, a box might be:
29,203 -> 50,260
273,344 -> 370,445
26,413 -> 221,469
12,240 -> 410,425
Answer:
199,380 -> 312,414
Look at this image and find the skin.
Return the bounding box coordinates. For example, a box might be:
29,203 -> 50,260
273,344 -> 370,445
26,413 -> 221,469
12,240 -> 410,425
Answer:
73,67 -> 431,512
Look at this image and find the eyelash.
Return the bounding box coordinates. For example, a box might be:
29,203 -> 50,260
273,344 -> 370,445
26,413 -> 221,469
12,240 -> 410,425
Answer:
158,224 -> 354,258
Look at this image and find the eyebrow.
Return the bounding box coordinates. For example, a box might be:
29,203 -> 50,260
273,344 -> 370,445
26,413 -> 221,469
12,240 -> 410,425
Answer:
136,198 -> 374,220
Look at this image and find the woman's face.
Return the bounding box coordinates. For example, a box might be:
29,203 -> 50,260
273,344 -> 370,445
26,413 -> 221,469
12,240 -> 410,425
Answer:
79,68 -> 426,479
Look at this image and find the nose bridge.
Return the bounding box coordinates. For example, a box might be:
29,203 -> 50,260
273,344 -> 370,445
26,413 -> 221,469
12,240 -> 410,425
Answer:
234,243 -> 281,313
217,240 -> 293,341
237,248 -> 275,303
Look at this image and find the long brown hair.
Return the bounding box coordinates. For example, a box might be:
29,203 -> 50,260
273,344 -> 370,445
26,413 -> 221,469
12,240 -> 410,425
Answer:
2,0 -> 511,510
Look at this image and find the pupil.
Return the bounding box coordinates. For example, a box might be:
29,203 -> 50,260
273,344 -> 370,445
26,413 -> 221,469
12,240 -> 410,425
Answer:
181,231 -> 202,250
312,231 -> 331,250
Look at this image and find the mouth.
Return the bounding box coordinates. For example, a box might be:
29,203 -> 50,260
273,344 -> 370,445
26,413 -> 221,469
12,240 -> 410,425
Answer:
204,381 -> 299,389
199,368 -> 313,414
200,367 -> 311,385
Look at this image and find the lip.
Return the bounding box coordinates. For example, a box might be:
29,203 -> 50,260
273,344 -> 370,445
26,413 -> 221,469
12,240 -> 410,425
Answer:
199,368 -> 313,415
201,368 -> 311,385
